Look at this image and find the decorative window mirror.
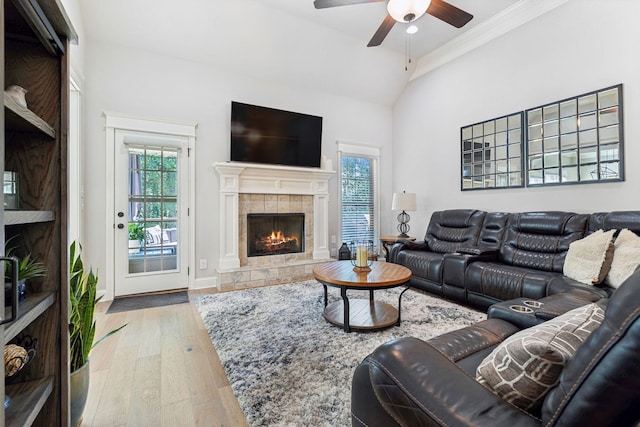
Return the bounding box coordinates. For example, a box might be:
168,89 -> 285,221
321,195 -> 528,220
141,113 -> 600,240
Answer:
526,84 -> 623,186
461,112 -> 524,190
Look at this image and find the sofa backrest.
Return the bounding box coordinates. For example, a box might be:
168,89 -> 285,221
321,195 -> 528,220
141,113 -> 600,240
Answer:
589,211 -> 640,236
477,211 -> 509,249
499,212 -> 588,273
542,267 -> 640,426
424,209 -> 486,254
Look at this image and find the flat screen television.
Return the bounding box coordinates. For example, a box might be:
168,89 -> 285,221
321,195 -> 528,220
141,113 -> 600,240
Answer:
230,101 -> 323,168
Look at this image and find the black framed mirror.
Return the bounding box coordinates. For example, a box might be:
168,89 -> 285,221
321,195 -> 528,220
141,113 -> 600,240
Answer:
525,84 -> 624,186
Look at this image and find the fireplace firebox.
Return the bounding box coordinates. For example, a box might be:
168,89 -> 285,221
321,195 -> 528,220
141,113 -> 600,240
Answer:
247,213 -> 305,257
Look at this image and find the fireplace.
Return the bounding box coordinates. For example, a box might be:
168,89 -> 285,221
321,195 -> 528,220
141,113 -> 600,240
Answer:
247,213 -> 305,257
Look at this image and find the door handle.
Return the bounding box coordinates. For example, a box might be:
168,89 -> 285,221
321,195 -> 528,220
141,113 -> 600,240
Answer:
117,223 -> 124,229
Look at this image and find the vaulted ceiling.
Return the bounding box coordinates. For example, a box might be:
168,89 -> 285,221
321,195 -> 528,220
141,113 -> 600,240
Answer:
79,0 -> 562,106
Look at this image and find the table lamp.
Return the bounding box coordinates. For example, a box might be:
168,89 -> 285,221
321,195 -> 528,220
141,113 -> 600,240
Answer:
391,191 -> 416,238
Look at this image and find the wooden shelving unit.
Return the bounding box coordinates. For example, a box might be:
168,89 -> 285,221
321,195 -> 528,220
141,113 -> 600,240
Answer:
2,0 -> 77,425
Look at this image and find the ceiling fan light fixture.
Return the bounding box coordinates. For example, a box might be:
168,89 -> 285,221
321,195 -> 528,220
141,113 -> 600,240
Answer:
387,0 -> 431,23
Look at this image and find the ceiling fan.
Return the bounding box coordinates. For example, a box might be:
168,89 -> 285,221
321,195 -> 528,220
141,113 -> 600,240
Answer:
313,0 -> 473,47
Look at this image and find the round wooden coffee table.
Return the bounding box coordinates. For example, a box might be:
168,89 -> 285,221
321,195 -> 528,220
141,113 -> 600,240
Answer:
312,261 -> 412,332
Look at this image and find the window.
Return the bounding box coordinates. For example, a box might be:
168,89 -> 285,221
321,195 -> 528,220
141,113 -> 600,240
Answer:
339,143 -> 379,247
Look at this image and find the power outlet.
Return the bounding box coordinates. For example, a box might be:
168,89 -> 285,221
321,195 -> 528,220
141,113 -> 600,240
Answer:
199,259 -> 208,270
330,248 -> 337,257
331,235 -> 337,244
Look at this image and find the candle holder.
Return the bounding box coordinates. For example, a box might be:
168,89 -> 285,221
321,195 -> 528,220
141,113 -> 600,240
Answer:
349,240 -> 373,273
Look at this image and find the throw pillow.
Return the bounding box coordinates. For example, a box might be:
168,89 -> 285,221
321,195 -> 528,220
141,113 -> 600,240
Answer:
145,225 -> 163,244
476,303 -> 604,412
606,229 -> 640,288
563,229 -> 615,285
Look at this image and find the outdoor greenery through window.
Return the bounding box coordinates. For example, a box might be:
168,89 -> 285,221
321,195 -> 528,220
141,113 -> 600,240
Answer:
128,146 -> 179,272
340,155 -> 378,246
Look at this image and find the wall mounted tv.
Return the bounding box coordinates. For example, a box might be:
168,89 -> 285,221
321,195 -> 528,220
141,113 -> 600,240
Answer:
230,101 -> 323,168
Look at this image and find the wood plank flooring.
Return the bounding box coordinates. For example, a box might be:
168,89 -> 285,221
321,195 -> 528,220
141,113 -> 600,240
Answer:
80,288 -> 247,427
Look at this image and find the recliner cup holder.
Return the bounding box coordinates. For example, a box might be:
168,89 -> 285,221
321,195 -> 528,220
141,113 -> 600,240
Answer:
523,300 -> 544,308
509,305 -> 534,313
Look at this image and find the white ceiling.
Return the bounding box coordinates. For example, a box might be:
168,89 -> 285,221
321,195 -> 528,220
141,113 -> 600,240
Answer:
78,0 -> 551,106
258,0 -> 517,58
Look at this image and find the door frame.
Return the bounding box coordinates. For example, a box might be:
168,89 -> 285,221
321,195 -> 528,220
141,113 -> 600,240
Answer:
104,111 -> 197,301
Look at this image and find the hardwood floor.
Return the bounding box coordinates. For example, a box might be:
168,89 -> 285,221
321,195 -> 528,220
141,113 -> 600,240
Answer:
80,289 -> 247,427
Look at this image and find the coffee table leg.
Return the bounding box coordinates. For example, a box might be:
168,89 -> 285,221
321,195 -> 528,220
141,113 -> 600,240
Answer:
323,284 -> 328,307
341,287 -> 351,333
369,289 -> 374,304
397,286 -> 411,326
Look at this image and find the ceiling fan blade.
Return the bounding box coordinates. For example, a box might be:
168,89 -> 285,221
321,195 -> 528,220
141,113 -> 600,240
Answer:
367,14 -> 395,47
314,0 -> 385,9
426,0 -> 473,28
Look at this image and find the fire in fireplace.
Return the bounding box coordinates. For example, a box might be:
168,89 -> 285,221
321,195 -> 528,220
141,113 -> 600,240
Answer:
247,213 -> 305,257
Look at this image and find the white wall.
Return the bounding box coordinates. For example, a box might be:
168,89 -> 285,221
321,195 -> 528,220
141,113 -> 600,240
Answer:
83,39 -> 393,292
392,0 -> 640,237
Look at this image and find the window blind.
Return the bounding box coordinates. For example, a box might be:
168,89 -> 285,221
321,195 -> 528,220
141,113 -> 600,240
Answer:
340,155 -> 378,246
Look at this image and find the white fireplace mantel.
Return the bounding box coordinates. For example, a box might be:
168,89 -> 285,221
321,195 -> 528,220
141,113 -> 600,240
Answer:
214,161 -> 335,270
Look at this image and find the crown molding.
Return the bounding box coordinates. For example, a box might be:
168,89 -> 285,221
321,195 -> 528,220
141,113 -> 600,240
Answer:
410,0 -> 569,81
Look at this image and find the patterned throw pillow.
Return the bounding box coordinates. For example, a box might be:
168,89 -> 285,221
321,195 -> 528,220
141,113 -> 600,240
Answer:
476,303 -> 604,412
563,229 -> 615,285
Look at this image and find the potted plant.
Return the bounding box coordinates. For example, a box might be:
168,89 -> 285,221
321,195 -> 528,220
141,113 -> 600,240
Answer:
69,241 -> 126,427
128,222 -> 144,253
4,237 -> 47,304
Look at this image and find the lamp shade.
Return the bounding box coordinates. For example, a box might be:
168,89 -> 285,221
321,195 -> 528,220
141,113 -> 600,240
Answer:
392,191 -> 417,211
387,0 -> 431,23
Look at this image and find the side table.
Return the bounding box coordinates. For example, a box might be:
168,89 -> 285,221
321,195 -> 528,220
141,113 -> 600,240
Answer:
379,235 -> 416,261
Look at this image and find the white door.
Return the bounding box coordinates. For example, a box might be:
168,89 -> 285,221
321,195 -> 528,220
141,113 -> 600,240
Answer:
114,129 -> 189,296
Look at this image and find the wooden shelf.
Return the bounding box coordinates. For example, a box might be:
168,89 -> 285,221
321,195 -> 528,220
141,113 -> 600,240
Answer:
4,210 -> 55,226
4,93 -> 56,139
5,377 -> 54,427
4,292 -> 55,344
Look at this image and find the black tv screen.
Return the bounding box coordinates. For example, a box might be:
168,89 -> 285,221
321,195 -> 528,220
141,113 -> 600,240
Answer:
230,101 -> 323,168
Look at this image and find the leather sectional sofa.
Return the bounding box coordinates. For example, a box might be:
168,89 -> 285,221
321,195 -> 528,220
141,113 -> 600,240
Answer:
388,209 -> 640,310
352,267 -> 640,426
351,209 -> 640,426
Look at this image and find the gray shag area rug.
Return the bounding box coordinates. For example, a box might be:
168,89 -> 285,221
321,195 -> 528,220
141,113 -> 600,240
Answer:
196,281 -> 485,426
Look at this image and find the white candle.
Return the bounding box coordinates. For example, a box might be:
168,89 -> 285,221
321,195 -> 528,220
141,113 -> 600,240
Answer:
356,245 -> 367,267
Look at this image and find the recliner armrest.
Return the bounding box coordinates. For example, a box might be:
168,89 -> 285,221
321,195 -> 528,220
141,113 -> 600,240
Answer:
387,240 -> 428,263
352,337 -> 539,427
442,250 -> 499,290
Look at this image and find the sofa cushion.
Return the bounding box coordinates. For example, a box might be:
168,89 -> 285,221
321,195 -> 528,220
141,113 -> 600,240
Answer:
563,229 -> 615,285
423,209 -> 486,254
499,212 -> 588,273
606,229 -> 640,288
476,303 -> 604,412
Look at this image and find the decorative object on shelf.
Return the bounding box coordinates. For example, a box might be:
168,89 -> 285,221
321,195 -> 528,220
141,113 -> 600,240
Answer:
70,241 -> 127,427
391,191 -> 417,238
4,336 -> 37,378
3,171 -> 19,210
4,344 -> 28,378
4,85 -> 28,108
338,242 -> 351,260
3,237 -> 47,305
349,240 -> 374,272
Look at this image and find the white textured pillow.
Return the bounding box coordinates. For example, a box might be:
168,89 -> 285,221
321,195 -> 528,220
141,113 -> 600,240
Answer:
563,229 -> 615,285
606,229 -> 640,288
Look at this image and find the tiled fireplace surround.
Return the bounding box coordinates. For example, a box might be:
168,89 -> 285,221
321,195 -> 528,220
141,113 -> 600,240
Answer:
214,162 -> 335,291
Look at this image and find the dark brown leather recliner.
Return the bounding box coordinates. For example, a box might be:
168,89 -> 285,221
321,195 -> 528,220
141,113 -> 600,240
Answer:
388,209 -> 486,296
351,268 -> 640,427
